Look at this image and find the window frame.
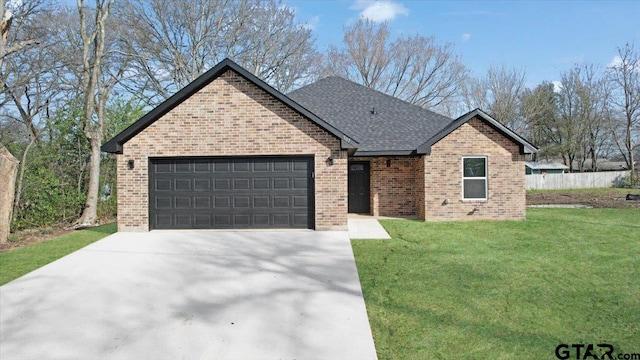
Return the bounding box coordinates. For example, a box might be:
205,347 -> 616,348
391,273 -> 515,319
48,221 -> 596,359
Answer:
461,156 -> 488,201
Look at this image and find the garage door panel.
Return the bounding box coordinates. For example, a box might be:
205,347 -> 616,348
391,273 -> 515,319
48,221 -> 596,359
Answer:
175,179 -> 191,191
194,214 -> 212,227
194,179 -> 211,191
253,161 -> 270,171
273,161 -> 290,171
293,214 -> 308,226
215,179 -> 231,190
155,197 -> 172,209
175,197 -> 191,209
293,196 -> 307,207
293,178 -> 307,189
149,157 -> 313,229
175,214 -> 192,227
293,160 -> 309,171
254,196 -> 269,208
154,160 -> 173,173
233,178 -> 250,190
215,197 -> 231,208
273,196 -> 290,208
175,162 -> 191,173
234,196 -> 250,208
254,178 -> 270,189
273,214 -> 290,226
193,159 -> 212,172
194,197 -> 211,209
234,214 -> 251,226
273,178 -> 290,189
214,214 -> 231,227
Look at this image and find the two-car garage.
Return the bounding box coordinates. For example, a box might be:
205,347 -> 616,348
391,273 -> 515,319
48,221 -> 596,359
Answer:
102,59 -> 350,231
148,156 -> 314,230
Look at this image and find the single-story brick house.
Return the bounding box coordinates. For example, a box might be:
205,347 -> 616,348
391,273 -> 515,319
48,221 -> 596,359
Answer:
102,59 -> 537,231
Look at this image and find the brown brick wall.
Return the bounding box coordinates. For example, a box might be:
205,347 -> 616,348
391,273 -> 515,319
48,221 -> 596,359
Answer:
420,117 -> 526,220
117,70 -> 347,231
350,157 -> 420,217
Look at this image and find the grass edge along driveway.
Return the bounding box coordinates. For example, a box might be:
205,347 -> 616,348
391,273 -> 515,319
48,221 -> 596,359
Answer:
352,208 -> 639,360
0,223 -> 117,285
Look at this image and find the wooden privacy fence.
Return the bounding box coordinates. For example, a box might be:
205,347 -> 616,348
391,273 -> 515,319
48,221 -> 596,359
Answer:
525,170 -> 629,190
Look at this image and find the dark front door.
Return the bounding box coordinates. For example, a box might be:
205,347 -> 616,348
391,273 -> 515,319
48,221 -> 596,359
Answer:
149,156 -> 314,230
348,162 -> 370,213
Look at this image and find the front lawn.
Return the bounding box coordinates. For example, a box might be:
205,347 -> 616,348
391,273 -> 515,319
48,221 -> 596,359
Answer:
353,208 -> 639,359
0,223 -> 117,285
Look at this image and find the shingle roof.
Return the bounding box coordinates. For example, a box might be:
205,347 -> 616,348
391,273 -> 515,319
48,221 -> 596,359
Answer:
289,77 -> 537,155
525,161 -> 569,170
288,77 -> 453,155
102,58 -> 537,156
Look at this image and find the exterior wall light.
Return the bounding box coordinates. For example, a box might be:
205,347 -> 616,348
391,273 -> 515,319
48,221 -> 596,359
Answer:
127,159 -> 135,170
327,157 -> 334,166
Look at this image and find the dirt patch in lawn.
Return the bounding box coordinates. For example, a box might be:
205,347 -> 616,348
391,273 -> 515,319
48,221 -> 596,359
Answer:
0,226 -> 73,253
1,217 -> 115,253
527,189 -> 640,209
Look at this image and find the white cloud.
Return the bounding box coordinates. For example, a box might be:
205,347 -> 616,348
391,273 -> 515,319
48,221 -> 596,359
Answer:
303,15 -> 320,30
462,33 -> 471,42
552,81 -> 563,93
351,0 -> 409,22
608,55 -> 623,68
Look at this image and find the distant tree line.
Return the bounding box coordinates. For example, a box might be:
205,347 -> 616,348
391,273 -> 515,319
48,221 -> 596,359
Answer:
1,0 -> 638,240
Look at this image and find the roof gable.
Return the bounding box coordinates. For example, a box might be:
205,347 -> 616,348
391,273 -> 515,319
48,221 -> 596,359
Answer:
101,59 -> 358,154
416,108 -> 538,155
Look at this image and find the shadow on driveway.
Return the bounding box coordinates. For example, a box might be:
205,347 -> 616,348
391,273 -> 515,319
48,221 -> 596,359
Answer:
0,231 -> 377,360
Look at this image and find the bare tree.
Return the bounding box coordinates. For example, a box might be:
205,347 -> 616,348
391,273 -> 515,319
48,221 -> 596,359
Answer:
323,20 -> 467,110
0,0 -> 48,242
539,65 -> 610,171
118,0 -> 317,103
73,0 -> 115,227
576,65 -> 609,171
2,7 -> 60,219
462,65 -> 526,131
607,43 -> 639,182
520,82 -> 557,160
0,0 -> 40,70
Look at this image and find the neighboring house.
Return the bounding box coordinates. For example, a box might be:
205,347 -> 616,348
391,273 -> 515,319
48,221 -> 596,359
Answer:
525,161 -> 569,175
102,59 -> 537,231
568,158 -> 629,172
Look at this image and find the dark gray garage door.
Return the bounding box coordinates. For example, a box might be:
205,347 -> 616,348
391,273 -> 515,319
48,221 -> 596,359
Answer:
149,157 -> 314,229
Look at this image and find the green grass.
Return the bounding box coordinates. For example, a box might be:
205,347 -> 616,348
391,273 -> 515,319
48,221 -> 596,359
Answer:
0,223 -> 117,285
352,208 -> 639,360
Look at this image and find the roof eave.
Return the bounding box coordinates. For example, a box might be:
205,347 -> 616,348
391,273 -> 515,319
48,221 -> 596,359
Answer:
352,150 -> 416,156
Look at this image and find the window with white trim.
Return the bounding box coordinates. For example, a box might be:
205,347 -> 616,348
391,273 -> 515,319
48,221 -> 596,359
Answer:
462,157 -> 487,200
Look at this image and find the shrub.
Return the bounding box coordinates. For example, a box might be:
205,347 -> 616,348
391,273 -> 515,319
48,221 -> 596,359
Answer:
613,171 -> 640,189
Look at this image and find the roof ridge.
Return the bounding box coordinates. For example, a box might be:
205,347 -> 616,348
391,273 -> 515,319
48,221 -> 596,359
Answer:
291,76 -> 452,121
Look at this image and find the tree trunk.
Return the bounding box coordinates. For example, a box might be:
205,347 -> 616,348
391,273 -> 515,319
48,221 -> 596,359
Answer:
0,144 -> 19,243
76,136 -> 101,227
13,137 -> 35,217
74,0 -> 113,227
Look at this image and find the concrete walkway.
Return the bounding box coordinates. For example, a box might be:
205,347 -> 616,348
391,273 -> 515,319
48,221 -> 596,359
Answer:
348,217 -> 392,239
0,231 -> 377,360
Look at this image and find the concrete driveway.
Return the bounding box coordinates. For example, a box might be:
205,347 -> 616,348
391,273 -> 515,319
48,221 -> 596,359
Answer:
0,231 -> 377,360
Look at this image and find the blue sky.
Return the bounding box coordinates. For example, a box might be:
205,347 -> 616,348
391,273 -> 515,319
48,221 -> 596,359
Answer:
286,0 -> 640,87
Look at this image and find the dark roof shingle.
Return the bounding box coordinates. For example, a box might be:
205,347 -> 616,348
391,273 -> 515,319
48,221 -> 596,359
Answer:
288,77 -> 453,154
